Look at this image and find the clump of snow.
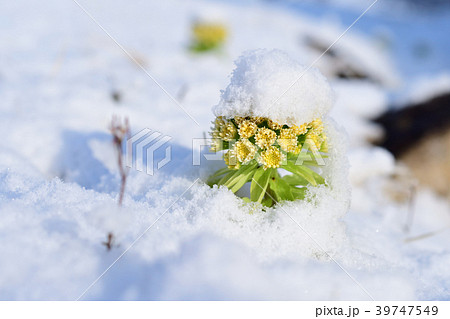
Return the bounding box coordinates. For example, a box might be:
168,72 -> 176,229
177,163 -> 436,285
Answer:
213,49 -> 333,125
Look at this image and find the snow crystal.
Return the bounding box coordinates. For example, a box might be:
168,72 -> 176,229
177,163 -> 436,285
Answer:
213,49 -> 334,125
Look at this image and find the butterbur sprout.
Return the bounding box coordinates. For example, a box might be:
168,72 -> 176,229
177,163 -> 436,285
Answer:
207,116 -> 328,207
189,21 -> 228,53
206,49 -> 341,208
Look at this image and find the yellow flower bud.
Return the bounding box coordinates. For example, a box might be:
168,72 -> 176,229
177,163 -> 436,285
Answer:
234,139 -> 257,163
238,120 -> 258,138
255,127 -> 277,149
258,146 -> 285,169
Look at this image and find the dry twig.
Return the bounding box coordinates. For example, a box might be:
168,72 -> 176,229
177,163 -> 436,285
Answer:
109,116 -> 130,206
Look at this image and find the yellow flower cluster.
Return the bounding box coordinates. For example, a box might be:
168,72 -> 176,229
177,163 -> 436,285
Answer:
267,119 -> 282,130
238,120 -> 258,139
255,127 -> 277,149
292,123 -> 308,135
212,116 -> 237,141
234,139 -> 257,164
224,149 -> 240,169
278,128 -> 299,153
305,119 -> 326,151
258,146 -> 286,169
210,116 -> 327,169
309,118 -> 324,133
306,131 -> 324,150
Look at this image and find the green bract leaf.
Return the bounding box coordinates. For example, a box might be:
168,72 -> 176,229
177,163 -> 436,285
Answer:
290,186 -> 306,200
270,176 -> 294,201
306,167 -> 325,185
267,182 -> 280,203
207,167 -> 231,186
282,161 -> 318,186
211,167 -> 231,178
230,166 -> 257,193
287,152 -> 328,166
261,196 -> 273,207
224,161 -> 257,189
217,170 -> 237,186
282,174 -> 309,186
250,167 -> 273,203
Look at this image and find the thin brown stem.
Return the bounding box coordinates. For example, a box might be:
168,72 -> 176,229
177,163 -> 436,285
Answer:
109,116 -> 130,207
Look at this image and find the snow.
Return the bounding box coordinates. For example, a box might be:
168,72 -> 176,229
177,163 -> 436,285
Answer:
330,80 -> 387,146
304,22 -> 400,88
213,49 -> 333,125
397,73 -> 450,106
348,147 -> 396,186
1,0 -> 450,301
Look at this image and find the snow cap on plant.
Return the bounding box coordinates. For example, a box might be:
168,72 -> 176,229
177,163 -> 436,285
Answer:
213,49 -> 333,125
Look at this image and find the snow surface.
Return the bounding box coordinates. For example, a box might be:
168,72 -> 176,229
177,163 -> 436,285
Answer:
1,0 -> 450,301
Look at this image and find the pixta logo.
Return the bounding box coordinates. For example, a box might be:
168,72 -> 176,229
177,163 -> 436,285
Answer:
126,129 -> 172,175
